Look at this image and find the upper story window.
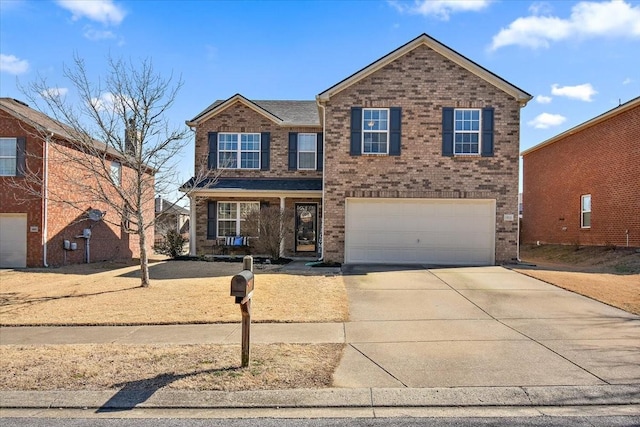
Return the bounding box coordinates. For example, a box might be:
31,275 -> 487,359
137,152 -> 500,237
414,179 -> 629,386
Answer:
0,137 -> 17,176
297,133 -> 317,170
218,133 -> 260,169
454,109 -> 481,155
581,194 -> 591,228
110,161 -> 121,186
362,108 -> 389,154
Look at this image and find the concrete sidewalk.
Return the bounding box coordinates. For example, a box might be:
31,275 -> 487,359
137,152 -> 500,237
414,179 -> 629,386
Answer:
1,265 -> 639,417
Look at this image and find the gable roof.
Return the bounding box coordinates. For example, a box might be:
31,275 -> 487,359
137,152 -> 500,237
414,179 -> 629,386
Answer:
186,94 -> 319,127
316,33 -> 532,106
0,97 -> 78,140
521,96 -> 640,157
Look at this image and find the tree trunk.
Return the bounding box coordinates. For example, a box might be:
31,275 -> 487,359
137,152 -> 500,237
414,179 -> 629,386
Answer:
139,228 -> 150,287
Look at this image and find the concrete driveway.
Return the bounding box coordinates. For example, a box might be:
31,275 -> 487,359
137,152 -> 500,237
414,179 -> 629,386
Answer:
334,266 -> 640,388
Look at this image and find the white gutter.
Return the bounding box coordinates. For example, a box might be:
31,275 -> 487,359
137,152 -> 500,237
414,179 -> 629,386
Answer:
188,194 -> 196,256
42,132 -> 52,267
316,99 -> 326,261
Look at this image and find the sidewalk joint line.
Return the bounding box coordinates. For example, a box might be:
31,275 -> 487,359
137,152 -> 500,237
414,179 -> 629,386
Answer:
350,344 -> 408,388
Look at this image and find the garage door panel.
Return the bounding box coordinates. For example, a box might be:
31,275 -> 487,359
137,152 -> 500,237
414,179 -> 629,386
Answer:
0,214 -> 27,269
346,199 -> 495,265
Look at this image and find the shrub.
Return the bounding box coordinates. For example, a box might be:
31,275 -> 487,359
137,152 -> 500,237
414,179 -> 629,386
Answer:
154,229 -> 188,258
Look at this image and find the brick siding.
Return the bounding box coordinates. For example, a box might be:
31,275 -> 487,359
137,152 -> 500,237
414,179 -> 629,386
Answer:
322,45 -> 521,263
522,103 -> 640,247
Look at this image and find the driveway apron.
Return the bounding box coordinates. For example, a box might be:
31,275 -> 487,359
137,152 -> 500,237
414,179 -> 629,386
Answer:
333,265 -> 640,388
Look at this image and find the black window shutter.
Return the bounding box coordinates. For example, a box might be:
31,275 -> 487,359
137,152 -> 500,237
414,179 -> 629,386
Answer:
350,107 -> 362,156
389,107 -> 402,156
207,132 -> 218,169
481,107 -> 494,157
288,132 -> 298,170
316,132 -> 323,171
16,136 -> 26,177
260,132 -> 270,170
260,201 -> 270,210
442,108 -> 454,157
207,201 -> 217,239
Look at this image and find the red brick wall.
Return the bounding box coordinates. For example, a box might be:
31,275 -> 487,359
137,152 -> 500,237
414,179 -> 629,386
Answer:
322,44 -> 522,263
0,111 -> 155,267
522,103 -> 640,247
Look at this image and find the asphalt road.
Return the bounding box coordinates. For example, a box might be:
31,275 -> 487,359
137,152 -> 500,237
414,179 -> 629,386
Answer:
2,416 -> 640,426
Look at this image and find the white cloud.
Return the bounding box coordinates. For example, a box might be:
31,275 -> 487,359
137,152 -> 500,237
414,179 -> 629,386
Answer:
0,54 -> 29,74
491,0 -> 640,50
56,0 -> 125,25
528,1 -> 553,15
528,113 -> 567,129
622,78 -> 633,85
83,26 -> 116,41
551,83 -> 597,102
535,95 -> 552,104
41,87 -> 69,99
390,0 -> 492,20
90,92 -> 132,113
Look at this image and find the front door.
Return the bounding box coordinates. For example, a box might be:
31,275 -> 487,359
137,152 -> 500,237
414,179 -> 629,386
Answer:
295,203 -> 317,253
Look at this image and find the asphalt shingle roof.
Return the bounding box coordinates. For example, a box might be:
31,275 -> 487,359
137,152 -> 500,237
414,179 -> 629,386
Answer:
184,177 -> 322,192
190,99 -> 320,126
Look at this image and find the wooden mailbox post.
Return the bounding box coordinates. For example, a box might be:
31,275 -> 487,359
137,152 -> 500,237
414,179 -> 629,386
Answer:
230,256 -> 254,368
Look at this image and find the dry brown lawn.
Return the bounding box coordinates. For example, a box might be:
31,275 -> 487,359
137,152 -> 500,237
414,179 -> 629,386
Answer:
0,260 -> 348,325
516,244 -> 640,315
0,343 -> 343,391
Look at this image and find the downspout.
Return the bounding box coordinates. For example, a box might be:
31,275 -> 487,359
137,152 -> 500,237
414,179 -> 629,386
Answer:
316,99 -> 326,261
42,132 -> 52,267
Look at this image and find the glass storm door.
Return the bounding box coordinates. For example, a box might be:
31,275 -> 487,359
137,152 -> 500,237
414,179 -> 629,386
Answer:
295,203 -> 317,253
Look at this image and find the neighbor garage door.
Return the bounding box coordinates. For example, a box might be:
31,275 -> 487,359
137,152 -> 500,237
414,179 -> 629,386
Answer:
0,214 -> 27,268
345,199 -> 495,265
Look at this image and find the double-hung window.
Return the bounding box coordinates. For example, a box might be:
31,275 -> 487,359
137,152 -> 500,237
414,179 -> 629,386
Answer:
217,201 -> 259,237
362,108 -> 389,154
581,194 -> 591,228
218,133 -> 260,169
454,109 -> 481,155
297,133 -> 317,170
0,137 -> 17,176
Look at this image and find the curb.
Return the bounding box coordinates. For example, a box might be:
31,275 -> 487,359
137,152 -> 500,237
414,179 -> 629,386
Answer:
2,385 -> 639,410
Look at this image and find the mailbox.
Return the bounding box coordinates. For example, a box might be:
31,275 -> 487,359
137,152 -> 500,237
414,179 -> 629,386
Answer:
230,270 -> 254,299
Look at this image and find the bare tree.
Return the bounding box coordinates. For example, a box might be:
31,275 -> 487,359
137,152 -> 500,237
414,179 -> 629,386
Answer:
243,205 -> 294,260
12,54 -> 213,287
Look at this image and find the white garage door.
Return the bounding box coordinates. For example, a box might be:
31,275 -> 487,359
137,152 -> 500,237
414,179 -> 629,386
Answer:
345,199 -> 495,265
0,214 -> 27,268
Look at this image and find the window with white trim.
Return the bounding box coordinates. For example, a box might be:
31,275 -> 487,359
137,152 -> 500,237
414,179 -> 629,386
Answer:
218,133 -> 260,169
110,161 -> 121,186
362,108 -> 388,154
454,109 -> 481,154
297,133 -> 317,170
217,201 -> 259,237
0,137 -> 17,176
581,194 -> 591,228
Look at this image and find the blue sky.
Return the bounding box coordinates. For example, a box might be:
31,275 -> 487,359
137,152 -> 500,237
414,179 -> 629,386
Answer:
1,0 -> 639,199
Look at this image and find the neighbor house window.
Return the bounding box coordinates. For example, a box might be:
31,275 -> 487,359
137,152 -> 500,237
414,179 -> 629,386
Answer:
297,133 -> 317,170
217,201 -> 259,237
362,108 -> 388,154
454,109 -> 481,154
110,161 -> 121,186
0,137 -> 17,176
581,194 -> 591,228
218,133 -> 260,169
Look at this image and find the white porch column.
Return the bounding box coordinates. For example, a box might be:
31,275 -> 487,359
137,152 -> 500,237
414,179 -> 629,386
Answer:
189,195 -> 197,256
280,196 -> 286,257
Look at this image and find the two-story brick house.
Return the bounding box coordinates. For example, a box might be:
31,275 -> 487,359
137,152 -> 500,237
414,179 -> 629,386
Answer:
0,98 -> 154,268
186,34 -> 531,265
522,96 -> 639,248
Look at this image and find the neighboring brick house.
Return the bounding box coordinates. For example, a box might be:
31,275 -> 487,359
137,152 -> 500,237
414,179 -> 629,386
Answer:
522,96 -> 640,248
186,34 -> 532,264
154,196 -> 190,244
0,98 -> 154,268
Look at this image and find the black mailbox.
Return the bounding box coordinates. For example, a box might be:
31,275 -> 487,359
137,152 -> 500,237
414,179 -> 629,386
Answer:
231,270 -> 254,299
